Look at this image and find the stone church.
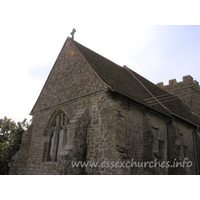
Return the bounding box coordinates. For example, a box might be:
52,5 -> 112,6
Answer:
10,36 -> 200,175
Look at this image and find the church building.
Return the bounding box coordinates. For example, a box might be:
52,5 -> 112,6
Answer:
9,35 -> 200,175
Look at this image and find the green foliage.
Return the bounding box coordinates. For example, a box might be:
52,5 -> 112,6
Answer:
0,117 -> 31,175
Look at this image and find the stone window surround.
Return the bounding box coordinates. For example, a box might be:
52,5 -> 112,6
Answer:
43,108 -> 70,162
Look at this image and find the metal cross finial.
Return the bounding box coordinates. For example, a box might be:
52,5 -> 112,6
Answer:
70,28 -> 76,40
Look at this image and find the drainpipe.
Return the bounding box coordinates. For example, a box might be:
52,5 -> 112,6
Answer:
167,119 -> 171,175
192,131 -> 199,175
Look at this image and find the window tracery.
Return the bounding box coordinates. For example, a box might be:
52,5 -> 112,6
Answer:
43,110 -> 69,162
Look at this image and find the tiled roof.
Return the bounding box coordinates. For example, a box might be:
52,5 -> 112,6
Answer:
71,38 -> 200,126
127,69 -> 200,126
72,39 -> 168,115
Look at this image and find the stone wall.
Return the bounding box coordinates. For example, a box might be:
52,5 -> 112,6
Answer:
57,108 -> 89,175
110,94 -> 169,175
100,92 -> 199,175
167,119 -> 197,175
31,38 -> 104,114
10,89 -> 199,175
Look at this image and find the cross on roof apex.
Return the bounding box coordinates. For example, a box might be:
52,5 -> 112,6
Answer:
70,28 -> 76,40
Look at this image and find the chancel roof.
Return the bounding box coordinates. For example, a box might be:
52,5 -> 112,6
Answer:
71,38 -> 200,126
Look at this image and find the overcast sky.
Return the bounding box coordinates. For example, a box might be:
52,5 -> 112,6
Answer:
0,0 -> 200,122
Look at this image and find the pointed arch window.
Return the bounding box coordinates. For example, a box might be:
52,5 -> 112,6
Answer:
43,109 -> 70,162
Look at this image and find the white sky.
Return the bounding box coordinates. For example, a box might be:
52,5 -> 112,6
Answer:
0,0 -> 200,122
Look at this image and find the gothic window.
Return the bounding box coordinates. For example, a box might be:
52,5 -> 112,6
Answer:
153,127 -> 165,160
43,110 -> 70,162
